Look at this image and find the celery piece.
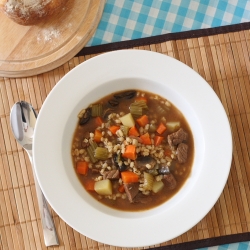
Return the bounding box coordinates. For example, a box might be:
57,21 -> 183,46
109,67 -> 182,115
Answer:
148,124 -> 157,133
129,100 -> 148,117
129,106 -> 143,117
86,141 -> 98,163
91,104 -> 103,117
120,125 -> 129,137
131,100 -> 148,109
147,168 -> 158,176
156,104 -> 169,115
143,172 -> 154,191
94,147 -> 109,160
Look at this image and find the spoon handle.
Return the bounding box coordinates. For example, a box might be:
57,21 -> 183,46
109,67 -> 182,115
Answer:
27,150 -> 59,246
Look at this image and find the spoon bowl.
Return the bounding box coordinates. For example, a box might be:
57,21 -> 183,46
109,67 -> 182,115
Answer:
10,101 -> 36,152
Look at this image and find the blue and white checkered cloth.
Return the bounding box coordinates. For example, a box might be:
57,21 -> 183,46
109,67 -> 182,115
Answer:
87,1 -> 250,249
199,241 -> 250,250
86,0 -> 250,47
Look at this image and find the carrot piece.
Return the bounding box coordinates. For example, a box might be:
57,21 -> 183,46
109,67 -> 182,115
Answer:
156,122 -> 167,134
121,171 -> 139,183
128,126 -> 139,137
93,129 -> 102,142
95,116 -> 103,126
109,125 -> 120,135
154,135 -> 164,146
122,145 -> 136,160
140,133 -> 152,145
135,96 -> 147,103
118,184 -> 125,193
136,115 -> 149,127
76,161 -> 89,175
84,179 -> 95,191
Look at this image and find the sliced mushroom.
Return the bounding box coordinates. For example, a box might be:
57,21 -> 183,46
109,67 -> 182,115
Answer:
113,153 -> 127,172
108,99 -> 119,107
135,156 -> 156,169
114,90 -> 136,100
79,108 -> 91,125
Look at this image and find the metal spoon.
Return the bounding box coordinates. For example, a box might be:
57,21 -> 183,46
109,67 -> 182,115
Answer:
10,101 -> 59,246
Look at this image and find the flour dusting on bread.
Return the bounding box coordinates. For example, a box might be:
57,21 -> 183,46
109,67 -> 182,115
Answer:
0,0 -> 66,25
5,0 -> 51,17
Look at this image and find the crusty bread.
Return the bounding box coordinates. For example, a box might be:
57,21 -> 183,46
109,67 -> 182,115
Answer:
0,0 -> 6,11
0,0 -> 66,25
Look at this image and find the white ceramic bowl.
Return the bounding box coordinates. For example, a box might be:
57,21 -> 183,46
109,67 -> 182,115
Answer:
33,50 -> 232,247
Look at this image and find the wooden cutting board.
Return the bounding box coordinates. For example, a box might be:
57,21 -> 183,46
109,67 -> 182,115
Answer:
0,0 -> 105,78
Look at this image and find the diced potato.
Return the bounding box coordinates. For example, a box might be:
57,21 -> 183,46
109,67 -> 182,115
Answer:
166,121 -> 180,132
119,113 -> 135,127
94,179 -> 112,195
152,180 -> 164,193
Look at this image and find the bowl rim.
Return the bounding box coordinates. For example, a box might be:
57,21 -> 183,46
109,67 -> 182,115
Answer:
33,50 -> 232,247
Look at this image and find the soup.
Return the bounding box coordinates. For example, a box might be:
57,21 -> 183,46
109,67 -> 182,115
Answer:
71,90 -> 194,211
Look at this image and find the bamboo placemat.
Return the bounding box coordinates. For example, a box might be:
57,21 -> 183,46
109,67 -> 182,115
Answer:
1,29 -> 250,250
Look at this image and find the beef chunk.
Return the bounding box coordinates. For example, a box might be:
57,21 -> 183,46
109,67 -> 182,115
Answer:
103,170 -> 120,180
177,143 -> 188,163
167,128 -> 188,147
135,156 -> 156,169
124,183 -> 140,203
163,173 -> 177,190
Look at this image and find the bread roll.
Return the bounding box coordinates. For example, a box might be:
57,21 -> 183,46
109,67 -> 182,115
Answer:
0,0 -> 66,25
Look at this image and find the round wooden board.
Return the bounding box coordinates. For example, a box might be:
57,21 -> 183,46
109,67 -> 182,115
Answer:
0,0 -> 105,78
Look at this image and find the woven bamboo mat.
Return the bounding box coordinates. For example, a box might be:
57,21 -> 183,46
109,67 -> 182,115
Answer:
1,29 -> 250,250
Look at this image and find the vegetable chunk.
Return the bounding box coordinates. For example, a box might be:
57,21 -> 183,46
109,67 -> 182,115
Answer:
136,115 -> 149,127
156,122 -> 167,134
109,125 -> 120,135
94,179 -> 112,195
166,121 -> 180,132
152,181 -> 164,193
121,171 -> 139,183
122,145 -> 136,160
140,133 -> 152,145
76,161 -> 89,175
119,113 -> 135,127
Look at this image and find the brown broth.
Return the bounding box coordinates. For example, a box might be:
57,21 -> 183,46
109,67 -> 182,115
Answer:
71,90 -> 194,211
